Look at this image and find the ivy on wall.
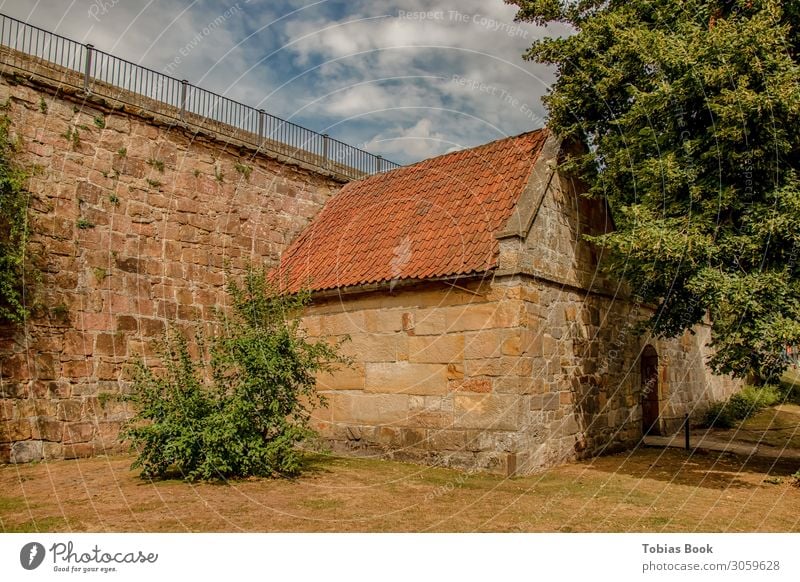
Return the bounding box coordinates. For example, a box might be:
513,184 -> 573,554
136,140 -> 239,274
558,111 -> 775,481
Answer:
0,110 -> 32,324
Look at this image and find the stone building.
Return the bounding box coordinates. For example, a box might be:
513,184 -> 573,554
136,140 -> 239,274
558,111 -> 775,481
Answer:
278,128 -> 740,476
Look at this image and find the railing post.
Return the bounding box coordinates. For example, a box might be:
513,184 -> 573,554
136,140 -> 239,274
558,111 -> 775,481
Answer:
83,44 -> 94,93
322,134 -> 329,169
258,109 -> 265,146
376,155 -> 383,174
180,79 -> 188,120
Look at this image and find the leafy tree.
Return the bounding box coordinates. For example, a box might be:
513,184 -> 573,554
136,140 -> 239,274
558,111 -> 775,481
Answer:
508,0 -> 800,382
123,268 -> 347,481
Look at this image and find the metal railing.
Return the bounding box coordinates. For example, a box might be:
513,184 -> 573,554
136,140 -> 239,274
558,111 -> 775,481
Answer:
0,12 -> 400,179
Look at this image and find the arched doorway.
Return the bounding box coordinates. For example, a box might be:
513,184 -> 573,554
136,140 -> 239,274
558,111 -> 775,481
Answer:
641,345 -> 660,435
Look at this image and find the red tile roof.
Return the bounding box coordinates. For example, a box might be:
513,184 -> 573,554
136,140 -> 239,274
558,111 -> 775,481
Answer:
277,129 -> 549,292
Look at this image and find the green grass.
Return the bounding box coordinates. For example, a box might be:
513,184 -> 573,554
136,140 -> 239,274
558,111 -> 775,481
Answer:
0,496 -> 30,512
701,385 -> 783,429
3,516 -> 68,533
779,368 -> 800,404
299,498 -> 344,511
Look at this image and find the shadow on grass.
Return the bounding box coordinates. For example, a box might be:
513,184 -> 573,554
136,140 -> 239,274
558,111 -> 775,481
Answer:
128,451 -> 340,486
584,448 -> 797,491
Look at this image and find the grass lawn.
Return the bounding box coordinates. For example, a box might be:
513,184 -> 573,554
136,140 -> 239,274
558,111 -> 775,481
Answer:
0,446 -> 798,532
709,404 -> 800,450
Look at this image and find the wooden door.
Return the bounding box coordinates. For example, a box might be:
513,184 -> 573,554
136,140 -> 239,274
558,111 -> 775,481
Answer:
641,346 -> 660,435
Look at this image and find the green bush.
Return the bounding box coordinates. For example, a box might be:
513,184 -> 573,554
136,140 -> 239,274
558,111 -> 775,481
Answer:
122,268 -> 348,481
701,385 -> 782,429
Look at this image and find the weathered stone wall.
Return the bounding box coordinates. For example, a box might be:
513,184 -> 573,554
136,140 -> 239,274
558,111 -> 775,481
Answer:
512,278 -> 739,474
305,280 -> 529,476
500,157 -> 740,472
304,158 -> 740,476
0,69 -> 344,463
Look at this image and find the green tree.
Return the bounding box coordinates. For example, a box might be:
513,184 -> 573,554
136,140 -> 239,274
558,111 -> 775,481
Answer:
123,268 -> 347,481
508,0 -> 800,383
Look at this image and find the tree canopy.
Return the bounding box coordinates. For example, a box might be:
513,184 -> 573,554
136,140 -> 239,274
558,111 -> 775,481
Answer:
508,0 -> 800,382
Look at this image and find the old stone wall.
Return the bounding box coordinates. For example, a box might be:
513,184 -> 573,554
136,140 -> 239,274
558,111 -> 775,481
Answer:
0,69 -> 344,463
512,277 -> 740,474
304,280 -> 529,476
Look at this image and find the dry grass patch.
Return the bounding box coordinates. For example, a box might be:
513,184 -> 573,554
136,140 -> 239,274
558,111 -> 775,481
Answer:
0,447 -> 798,532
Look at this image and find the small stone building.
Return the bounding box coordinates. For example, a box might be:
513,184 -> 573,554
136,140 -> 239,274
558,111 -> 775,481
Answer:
278,129 -> 739,476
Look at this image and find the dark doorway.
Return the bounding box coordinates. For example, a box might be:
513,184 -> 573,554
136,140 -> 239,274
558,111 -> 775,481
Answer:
641,345 -> 660,435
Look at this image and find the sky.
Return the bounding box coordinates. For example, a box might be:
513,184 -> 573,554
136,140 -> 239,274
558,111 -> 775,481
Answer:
0,0 -> 567,165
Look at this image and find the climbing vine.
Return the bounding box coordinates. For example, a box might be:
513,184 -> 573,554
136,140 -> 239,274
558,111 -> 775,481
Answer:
0,111 -> 32,323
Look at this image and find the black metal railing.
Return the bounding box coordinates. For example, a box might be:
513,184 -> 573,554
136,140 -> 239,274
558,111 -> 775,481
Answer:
0,12 -> 399,179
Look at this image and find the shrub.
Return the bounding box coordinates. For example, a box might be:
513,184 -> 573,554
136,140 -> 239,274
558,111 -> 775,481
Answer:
700,385 -> 782,429
122,267 -> 348,481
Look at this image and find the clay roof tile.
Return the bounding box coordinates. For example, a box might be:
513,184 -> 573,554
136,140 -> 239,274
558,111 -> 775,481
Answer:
277,129 -> 549,292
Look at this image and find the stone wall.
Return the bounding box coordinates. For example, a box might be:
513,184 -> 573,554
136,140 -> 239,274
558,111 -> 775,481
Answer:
302,274 -> 739,477
513,277 -> 739,473
0,68 -> 344,463
305,280 -> 530,476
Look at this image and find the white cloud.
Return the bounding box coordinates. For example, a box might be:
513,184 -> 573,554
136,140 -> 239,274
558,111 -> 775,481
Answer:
4,0 -> 564,164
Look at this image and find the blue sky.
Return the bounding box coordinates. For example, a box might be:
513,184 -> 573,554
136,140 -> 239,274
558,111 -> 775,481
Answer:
1,0 -> 565,165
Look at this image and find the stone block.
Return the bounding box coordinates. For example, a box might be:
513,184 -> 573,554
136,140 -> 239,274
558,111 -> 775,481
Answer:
446,302 -> 521,332
408,335 -> 464,364
315,363 -> 365,391
56,400 -> 83,422
340,334 -> 402,362
530,393 -> 561,411
413,310 -> 447,335
42,442 -> 63,460
64,443 -> 94,459
95,332 -> 127,356
365,362 -> 448,395
464,359 -> 502,377
444,304 -> 496,333
329,392 -> 409,424
552,414 -> 581,438
451,378 -> 492,393
62,359 -> 93,378
64,422 -> 94,444
464,330 -> 501,359
10,440 -> 43,463
31,417 -> 63,442
95,421 -> 123,447
501,332 -> 522,356
33,353 -> 58,380
0,399 -> 14,421
320,311 -> 366,336
426,429 -> 467,451
364,310 -> 404,333
0,419 -> 31,442
453,394 -> 521,431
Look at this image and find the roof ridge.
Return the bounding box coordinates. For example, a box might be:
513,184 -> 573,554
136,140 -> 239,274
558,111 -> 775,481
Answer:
351,127 -> 548,186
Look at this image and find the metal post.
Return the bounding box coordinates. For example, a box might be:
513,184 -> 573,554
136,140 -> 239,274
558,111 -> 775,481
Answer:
377,155 -> 383,173
322,134 -> 329,169
180,79 -> 188,120
258,109 -> 265,146
684,413 -> 690,450
83,44 -> 93,93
